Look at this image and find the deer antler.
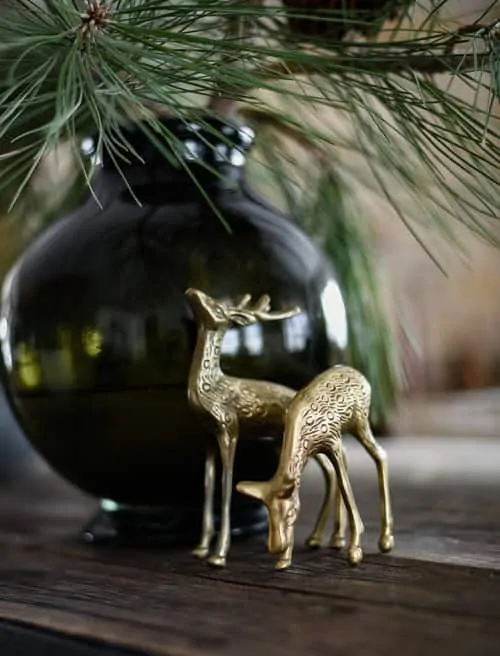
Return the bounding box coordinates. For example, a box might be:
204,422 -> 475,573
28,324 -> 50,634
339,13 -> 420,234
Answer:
252,295 -> 271,313
233,294 -> 270,312
235,293 -> 252,309
228,294 -> 301,326
252,304 -> 301,322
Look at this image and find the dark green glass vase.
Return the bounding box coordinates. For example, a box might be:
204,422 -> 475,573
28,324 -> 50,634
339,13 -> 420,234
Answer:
0,117 -> 348,546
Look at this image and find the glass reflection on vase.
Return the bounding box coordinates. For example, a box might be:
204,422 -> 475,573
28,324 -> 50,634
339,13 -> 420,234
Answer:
0,117 -> 348,545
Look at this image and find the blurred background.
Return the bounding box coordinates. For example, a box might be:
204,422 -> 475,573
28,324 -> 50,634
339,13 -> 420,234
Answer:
2,159 -> 500,440
0,0 -> 498,462
368,189 -> 500,437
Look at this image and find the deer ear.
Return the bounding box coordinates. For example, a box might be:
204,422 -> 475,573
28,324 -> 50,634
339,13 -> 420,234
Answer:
228,310 -> 256,327
236,480 -> 268,502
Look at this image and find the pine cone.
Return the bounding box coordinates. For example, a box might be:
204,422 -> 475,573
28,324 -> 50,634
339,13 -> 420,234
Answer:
282,0 -> 412,41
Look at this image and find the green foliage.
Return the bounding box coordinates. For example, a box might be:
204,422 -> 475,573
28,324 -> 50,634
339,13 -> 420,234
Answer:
0,1 -> 498,229
0,0 -> 499,421
252,126 -> 404,424
302,172 -> 404,426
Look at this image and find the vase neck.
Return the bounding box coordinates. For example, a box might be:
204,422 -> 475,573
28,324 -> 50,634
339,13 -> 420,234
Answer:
82,116 -> 254,205
92,162 -> 245,205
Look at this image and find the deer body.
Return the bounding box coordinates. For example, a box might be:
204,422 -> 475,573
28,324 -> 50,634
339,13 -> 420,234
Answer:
187,325 -> 293,436
185,288 -> 336,567
237,364 -> 394,570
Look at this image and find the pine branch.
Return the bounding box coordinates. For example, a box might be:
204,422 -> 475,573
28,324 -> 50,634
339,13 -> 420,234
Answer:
253,21 -> 500,81
258,50 -> 493,78
0,0 -> 498,245
0,0 -> 495,418
207,0 -> 263,117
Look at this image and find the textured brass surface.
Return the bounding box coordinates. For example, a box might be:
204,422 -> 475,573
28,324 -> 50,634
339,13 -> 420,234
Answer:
185,288 -> 337,567
238,365 -> 394,570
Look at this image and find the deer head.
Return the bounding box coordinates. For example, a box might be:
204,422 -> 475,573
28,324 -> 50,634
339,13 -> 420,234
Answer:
185,288 -> 301,331
237,475 -> 299,556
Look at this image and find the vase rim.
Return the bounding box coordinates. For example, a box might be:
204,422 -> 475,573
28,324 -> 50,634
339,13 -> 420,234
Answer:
80,115 -> 255,172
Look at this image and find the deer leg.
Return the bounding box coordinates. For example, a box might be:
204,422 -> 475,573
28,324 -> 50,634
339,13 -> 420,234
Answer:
192,444 -> 216,559
208,424 -> 238,568
327,443 -> 364,566
306,454 -> 334,549
330,445 -> 348,550
355,416 -> 394,553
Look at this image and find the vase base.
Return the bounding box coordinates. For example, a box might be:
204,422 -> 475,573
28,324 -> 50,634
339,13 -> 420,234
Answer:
81,498 -> 268,547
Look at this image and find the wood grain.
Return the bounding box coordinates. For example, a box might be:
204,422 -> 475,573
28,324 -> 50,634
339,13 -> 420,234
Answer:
1,438 -> 500,655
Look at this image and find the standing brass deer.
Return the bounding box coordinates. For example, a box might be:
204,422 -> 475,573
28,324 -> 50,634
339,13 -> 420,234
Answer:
185,288 -> 340,567
237,365 -> 394,570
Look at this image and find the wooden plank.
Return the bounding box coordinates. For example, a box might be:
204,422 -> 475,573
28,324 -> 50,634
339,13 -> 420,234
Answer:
0,620 -> 147,656
0,438 -> 500,655
1,545 -> 500,656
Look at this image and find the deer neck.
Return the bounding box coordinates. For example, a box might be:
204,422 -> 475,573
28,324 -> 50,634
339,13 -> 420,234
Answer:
274,422 -> 307,491
188,326 -> 225,401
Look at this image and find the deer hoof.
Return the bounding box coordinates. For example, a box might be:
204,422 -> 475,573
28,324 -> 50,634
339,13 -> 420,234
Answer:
207,554 -> 227,568
347,546 -> 363,566
275,558 -> 291,571
329,534 -> 346,550
305,535 -> 322,549
192,545 -> 209,559
379,533 -> 394,553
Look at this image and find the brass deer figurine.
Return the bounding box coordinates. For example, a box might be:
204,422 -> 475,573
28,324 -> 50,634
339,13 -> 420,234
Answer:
185,288 -> 338,567
237,364 -> 394,570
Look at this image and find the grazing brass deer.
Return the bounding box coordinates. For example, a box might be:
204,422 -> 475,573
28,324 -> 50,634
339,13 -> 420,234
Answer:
185,288 -> 341,567
237,364 -> 394,570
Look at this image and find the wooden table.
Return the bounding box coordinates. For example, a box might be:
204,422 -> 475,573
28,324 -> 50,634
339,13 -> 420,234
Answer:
1,437 -> 499,655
